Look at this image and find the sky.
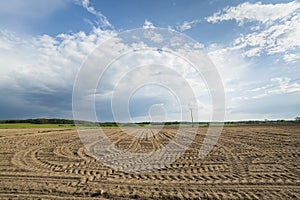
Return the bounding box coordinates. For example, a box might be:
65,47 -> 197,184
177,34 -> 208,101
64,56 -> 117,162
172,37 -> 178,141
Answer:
0,0 -> 299,121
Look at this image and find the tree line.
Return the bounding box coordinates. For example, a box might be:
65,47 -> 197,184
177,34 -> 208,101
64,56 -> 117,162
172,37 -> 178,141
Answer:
0,117 -> 299,125
0,118 -> 75,124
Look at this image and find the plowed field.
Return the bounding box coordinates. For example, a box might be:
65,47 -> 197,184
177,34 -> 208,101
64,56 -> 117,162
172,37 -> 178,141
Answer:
0,125 -> 299,199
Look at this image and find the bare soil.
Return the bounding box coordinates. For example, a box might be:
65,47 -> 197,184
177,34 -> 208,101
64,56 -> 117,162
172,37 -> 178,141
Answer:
0,125 -> 299,199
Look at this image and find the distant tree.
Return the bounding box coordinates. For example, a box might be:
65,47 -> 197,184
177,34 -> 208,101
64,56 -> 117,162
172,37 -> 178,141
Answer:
295,117 -> 300,123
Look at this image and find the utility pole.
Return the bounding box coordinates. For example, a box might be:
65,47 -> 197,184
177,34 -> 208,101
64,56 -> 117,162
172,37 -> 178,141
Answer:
190,108 -> 194,127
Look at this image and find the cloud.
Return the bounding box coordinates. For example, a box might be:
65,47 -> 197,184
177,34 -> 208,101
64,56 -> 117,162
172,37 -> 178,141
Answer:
230,92 -> 300,120
203,1 -> 300,120
1,0 -> 298,122
77,0 -> 113,29
206,42 -> 300,120
207,45 -> 251,92
143,19 -> 155,29
142,20 -> 164,43
92,47 -> 209,122
1,26 -> 214,121
206,1 -> 300,25
255,77 -> 300,97
225,77 -> 300,120
232,13 -> 300,57
283,53 -> 300,63
0,28 -> 115,119
177,19 -> 202,32
206,1 -> 300,61
233,77 -> 300,100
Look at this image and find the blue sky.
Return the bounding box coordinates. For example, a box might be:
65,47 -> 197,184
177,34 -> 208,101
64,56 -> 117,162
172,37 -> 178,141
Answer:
0,0 -> 299,121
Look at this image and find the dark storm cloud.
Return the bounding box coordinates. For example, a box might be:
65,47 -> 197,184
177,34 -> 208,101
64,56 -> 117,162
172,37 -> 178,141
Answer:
0,87 -> 73,120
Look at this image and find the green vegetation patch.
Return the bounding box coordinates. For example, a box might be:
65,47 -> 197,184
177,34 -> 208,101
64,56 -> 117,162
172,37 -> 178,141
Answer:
0,123 -> 76,129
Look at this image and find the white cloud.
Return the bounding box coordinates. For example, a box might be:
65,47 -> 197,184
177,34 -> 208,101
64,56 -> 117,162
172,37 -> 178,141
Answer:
225,76 -> 300,120
0,25 -> 118,120
235,77 -> 300,100
207,45 -> 251,92
233,13 -> 300,57
0,26 -> 215,121
206,1 -> 300,61
0,28 -> 115,100
283,53 -> 300,63
77,0 -> 113,29
142,20 -> 164,43
92,47 -> 210,122
205,41 -> 300,120
143,19 -> 155,29
268,77 -> 300,95
206,1 -> 300,26
177,19 -> 202,32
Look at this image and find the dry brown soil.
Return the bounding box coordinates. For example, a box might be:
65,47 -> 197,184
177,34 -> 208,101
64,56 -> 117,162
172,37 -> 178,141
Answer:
0,125 -> 299,199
